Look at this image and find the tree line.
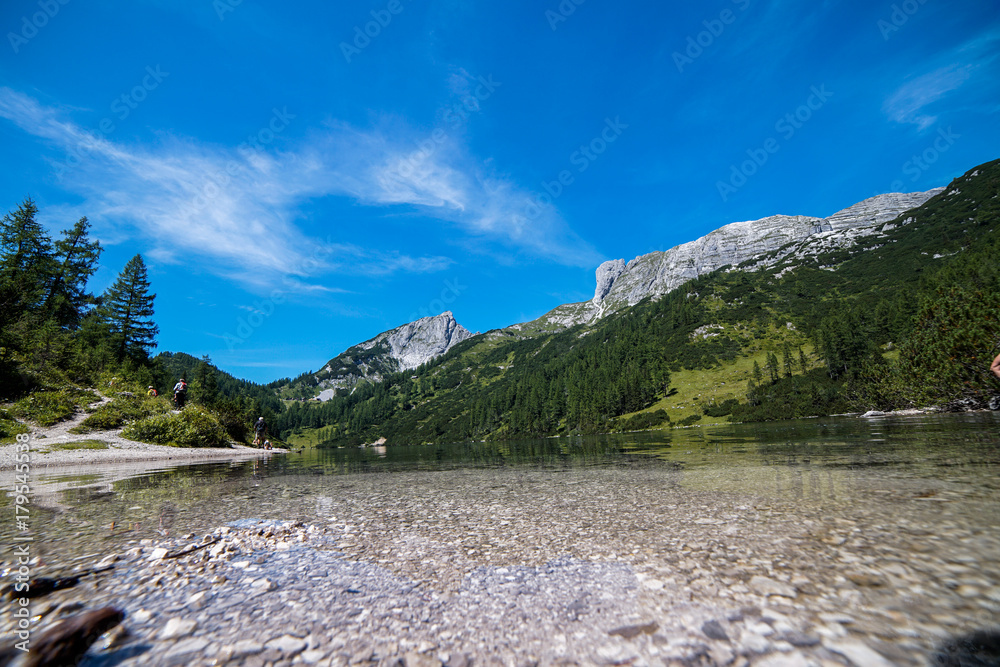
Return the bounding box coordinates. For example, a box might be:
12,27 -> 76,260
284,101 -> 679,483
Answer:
1,197 -> 158,395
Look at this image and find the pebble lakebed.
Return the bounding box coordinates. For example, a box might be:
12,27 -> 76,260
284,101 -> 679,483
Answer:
4,461 -> 999,666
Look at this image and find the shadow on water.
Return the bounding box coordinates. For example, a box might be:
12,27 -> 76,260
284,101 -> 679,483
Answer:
932,629 -> 1000,666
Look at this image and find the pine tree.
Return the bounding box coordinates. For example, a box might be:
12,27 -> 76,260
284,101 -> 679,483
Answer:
765,352 -> 779,383
194,355 -> 219,406
782,344 -> 794,378
44,217 -> 102,327
100,254 -> 158,360
0,197 -> 54,316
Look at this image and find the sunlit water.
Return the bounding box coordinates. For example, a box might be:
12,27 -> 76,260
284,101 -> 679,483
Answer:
3,413 -> 1000,665
7,413 -> 1000,566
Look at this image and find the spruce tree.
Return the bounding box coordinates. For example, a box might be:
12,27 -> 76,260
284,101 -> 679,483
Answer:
767,352 -> 779,383
782,344 -> 794,378
101,254 -> 158,361
44,217 -> 102,327
194,355 -> 218,406
0,197 -> 54,317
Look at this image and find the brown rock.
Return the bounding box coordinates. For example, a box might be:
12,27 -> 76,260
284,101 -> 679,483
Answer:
608,621 -> 659,639
24,607 -> 124,667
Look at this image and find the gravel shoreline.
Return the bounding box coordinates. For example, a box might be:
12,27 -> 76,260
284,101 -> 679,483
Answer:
4,461 -> 999,666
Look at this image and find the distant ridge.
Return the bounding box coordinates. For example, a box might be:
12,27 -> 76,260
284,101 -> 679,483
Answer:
517,188 -> 944,331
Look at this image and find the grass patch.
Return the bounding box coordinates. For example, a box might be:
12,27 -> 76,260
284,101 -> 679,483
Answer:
47,439 -> 109,451
620,340 -> 821,425
9,387 -> 101,427
122,406 -> 231,448
75,394 -> 169,432
11,390 -> 78,426
0,408 -> 30,443
283,428 -> 328,448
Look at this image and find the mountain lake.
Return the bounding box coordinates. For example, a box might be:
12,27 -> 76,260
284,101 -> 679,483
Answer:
3,412 -> 999,666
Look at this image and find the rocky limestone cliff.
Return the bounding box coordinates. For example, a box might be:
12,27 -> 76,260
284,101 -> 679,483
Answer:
313,312 -> 474,400
531,188 -> 944,330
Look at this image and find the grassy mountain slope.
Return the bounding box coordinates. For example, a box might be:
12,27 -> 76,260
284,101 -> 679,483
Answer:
273,159 -> 1000,445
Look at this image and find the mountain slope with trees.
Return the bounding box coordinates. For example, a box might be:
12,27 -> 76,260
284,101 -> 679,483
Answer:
4,158 -> 998,448
273,159 -> 1000,445
0,199 -> 280,446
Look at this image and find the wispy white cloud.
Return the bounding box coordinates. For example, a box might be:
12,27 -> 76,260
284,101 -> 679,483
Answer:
0,87 -> 598,295
274,118 -> 600,266
884,63 -> 974,129
884,30 -> 1000,130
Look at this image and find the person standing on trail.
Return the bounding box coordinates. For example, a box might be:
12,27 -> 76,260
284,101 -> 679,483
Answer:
253,416 -> 267,446
172,379 -> 187,408
991,353 -> 1000,380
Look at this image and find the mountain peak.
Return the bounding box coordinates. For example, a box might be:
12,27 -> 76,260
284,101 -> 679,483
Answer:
310,311 -> 475,400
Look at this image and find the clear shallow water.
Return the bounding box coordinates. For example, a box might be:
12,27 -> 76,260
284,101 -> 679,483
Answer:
4,413 -> 1000,665
8,412 -> 999,563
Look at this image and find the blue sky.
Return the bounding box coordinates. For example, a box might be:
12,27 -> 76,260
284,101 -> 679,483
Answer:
1,0 -> 998,383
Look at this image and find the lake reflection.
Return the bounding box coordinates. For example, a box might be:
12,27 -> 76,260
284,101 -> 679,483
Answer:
3,412 -> 1000,666
11,412 -> 998,558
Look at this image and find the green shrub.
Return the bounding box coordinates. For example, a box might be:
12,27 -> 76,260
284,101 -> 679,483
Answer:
675,414 -> 703,427
0,408 -> 30,443
613,409 -> 670,432
75,395 -> 168,432
123,406 -> 230,448
703,398 -> 739,418
211,398 -> 252,443
11,391 -> 77,426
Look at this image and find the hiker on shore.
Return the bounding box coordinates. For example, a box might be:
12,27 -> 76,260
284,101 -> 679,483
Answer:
991,353 -> 1000,380
253,417 -> 267,446
172,379 -> 187,408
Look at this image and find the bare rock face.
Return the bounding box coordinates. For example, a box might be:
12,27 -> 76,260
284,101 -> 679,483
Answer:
542,188 -> 943,328
815,190 -> 943,232
313,312 -> 474,398
596,214 -> 821,313
361,311 -> 475,371
593,259 -> 627,304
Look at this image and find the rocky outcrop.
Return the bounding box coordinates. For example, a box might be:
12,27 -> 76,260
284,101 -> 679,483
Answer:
535,188 -> 944,328
359,311 -> 474,371
313,312 -> 475,399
